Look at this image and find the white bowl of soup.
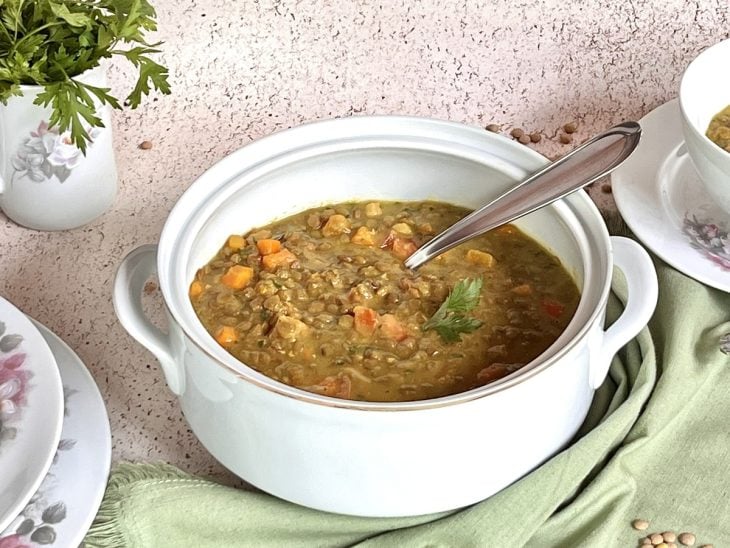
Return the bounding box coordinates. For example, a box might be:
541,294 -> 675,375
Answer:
680,38 -> 730,215
113,116 -> 657,517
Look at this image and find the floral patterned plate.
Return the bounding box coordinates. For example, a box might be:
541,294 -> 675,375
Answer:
0,299 -> 64,534
612,99 -> 730,293
0,320 -> 111,547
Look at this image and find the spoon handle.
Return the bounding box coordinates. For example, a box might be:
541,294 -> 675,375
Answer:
404,121 -> 642,270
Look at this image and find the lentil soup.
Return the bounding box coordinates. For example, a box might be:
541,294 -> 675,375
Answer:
190,201 -> 580,402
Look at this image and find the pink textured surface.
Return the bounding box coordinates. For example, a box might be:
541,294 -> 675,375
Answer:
1,1 -> 729,484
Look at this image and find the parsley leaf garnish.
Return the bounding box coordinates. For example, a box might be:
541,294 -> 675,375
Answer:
422,278 -> 484,343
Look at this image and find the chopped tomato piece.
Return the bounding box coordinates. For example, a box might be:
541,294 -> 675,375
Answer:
310,374 -> 352,399
215,325 -> 238,347
380,314 -> 408,341
256,239 -> 282,255
391,237 -> 417,259
542,299 -> 565,318
476,363 -> 511,384
353,305 -> 379,336
220,265 -> 254,289
262,248 -> 297,270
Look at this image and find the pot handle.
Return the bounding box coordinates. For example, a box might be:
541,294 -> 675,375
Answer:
589,236 -> 658,389
113,244 -> 184,395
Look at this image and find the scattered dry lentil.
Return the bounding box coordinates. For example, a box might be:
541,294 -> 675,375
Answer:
678,533 -> 696,546
656,543 -> 669,548
563,121 -> 578,134
510,128 -> 525,139
663,532 -> 677,543
518,134 -> 531,145
529,132 -> 542,143
485,123 -> 500,133
667,543 -> 677,548
559,133 -> 573,144
139,140 -> 153,150
651,533 -> 665,545
633,520 -> 651,531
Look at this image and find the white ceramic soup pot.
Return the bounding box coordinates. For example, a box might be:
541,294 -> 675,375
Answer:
114,117 -> 658,517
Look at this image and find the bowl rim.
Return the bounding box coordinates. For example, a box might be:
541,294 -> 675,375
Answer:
158,115 -> 613,411
679,38 -> 730,157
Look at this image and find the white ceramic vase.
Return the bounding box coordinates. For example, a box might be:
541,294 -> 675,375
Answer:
0,66 -> 117,231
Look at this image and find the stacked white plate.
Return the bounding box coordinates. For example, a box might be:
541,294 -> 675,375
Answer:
0,296 -> 111,546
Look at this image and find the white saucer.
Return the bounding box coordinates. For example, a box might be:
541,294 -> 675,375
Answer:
0,320 -> 111,546
612,99 -> 730,292
0,299 -> 64,533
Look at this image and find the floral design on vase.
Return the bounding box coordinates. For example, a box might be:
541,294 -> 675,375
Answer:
10,121 -> 98,186
0,387 -> 77,546
0,322 -> 31,448
682,214 -> 730,271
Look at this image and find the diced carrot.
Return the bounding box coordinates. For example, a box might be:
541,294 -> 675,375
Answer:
256,239 -> 282,255
351,226 -> 376,246
261,248 -> 297,270
220,265 -> 254,289
476,363 -> 511,384
542,298 -> 565,318
321,214 -> 351,237
227,235 -> 246,250
189,280 -> 203,298
392,237 -> 417,259
353,305 -> 379,336
466,249 -> 495,267
512,283 -> 533,296
215,325 -> 237,347
380,314 -> 408,341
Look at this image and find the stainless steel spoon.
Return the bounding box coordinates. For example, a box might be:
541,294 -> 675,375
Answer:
404,121 -> 642,270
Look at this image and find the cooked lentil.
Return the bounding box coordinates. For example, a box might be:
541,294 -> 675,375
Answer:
191,201 -> 579,402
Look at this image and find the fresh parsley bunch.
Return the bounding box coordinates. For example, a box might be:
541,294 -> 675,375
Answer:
0,0 -> 171,152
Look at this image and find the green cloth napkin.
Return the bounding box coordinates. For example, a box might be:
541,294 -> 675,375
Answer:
85,239 -> 730,547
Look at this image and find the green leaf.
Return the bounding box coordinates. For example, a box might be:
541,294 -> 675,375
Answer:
121,47 -> 170,107
49,3 -> 90,28
423,278 -> 485,343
